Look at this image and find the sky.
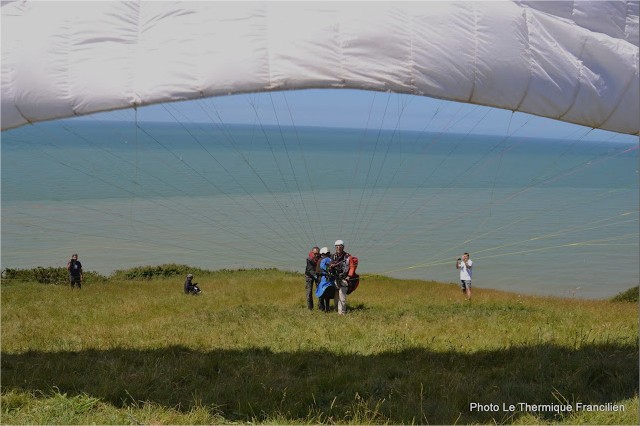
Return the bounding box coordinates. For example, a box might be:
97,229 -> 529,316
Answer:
86,89 -> 638,144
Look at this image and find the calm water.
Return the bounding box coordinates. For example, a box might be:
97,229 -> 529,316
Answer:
2,121 -> 638,298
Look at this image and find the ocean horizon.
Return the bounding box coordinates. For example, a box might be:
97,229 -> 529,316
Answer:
2,120 -> 638,299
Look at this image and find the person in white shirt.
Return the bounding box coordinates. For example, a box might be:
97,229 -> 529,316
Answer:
455,252 -> 473,300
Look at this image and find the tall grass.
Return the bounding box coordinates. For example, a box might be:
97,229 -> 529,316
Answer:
2,268 -> 638,424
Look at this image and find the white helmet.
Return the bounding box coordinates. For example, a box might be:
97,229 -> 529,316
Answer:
187,274 -> 193,278
319,247 -> 329,255
334,239 -> 344,246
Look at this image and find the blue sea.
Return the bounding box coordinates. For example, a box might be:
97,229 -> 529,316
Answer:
2,120 -> 638,299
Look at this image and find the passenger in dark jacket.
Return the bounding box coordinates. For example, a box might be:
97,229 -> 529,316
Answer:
305,247 -> 320,310
67,253 -> 83,289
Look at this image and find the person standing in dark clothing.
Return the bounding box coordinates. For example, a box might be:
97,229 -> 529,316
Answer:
67,253 -> 83,289
305,246 -> 320,310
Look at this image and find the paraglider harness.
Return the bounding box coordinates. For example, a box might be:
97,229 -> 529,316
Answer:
184,281 -> 202,295
187,283 -> 202,295
329,255 -> 360,295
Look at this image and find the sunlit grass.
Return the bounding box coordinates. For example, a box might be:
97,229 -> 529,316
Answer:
2,268 -> 638,424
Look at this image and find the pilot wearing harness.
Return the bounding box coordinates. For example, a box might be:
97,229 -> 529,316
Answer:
330,240 -> 351,314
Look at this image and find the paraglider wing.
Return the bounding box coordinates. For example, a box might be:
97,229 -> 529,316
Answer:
1,1 -> 638,134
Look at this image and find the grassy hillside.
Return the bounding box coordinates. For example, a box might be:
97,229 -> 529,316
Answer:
1,267 -> 638,424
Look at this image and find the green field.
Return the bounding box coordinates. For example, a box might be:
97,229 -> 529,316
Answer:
1,267 -> 638,424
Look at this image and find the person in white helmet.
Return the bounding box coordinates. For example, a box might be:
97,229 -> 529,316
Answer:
330,239 -> 351,314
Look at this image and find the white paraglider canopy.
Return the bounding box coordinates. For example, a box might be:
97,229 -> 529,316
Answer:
2,1 -> 638,134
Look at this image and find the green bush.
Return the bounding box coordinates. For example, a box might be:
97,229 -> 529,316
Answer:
1,265 -> 296,285
610,286 -> 639,303
1,267 -> 107,285
110,264 -> 211,281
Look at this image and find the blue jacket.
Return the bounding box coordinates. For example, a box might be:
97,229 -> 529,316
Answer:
315,257 -> 335,298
